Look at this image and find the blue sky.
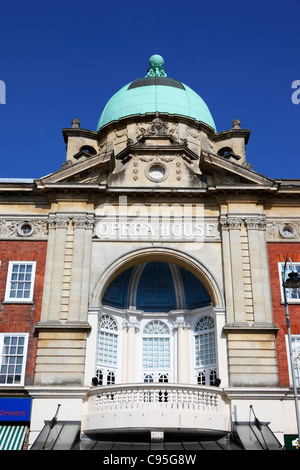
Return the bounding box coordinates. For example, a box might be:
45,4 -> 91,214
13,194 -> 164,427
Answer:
0,0 -> 299,179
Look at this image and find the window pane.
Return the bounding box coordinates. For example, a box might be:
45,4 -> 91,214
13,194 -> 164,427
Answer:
143,337 -> 170,369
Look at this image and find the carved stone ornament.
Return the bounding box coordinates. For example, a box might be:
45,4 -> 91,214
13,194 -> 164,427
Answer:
150,112 -> 167,135
136,116 -> 177,141
0,218 -> 48,238
266,221 -> 300,241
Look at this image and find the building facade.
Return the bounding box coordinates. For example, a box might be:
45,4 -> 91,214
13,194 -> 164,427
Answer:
0,219 -> 47,448
0,55 -> 299,450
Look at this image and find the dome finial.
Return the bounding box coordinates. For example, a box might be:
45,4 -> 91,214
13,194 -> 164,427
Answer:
146,54 -> 167,77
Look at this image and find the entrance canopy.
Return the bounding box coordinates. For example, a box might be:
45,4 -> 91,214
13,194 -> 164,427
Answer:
30,421 -> 283,451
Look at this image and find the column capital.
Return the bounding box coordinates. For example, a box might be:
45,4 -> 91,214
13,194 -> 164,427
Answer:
48,214 -> 70,229
244,216 -> 266,230
73,215 -> 95,229
219,215 -> 243,230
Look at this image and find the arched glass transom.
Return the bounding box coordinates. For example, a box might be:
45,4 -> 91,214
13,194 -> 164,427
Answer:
102,262 -> 211,311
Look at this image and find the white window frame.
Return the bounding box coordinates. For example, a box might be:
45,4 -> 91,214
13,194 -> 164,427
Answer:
140,319 -> 173,383
278,262 -> 300,303
285,334 -> 300,387
0,333 -> 29,386
4,261 -> 36,303
96,314 -> 120,384
193,315 -> 217,386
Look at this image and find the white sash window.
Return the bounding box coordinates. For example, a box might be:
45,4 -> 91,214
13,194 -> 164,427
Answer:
5,262 -> 36,302
0,333 -> 29,385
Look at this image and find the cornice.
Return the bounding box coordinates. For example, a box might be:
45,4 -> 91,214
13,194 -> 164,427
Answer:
223,322 -> 279,334
34,321 -> 91,332
62,127 -> 98,143
224,387 -> 290,400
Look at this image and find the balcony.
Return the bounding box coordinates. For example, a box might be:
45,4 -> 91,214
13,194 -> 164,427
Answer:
81,383 -> 231,440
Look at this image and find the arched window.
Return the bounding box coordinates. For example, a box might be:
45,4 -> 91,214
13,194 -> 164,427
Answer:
97,315 -> 119,385
79,145 -> 97,157
194,316 -> 216,386
142,320 -> 170,382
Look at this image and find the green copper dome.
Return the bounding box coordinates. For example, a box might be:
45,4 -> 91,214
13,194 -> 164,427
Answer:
97,55 -> 216,131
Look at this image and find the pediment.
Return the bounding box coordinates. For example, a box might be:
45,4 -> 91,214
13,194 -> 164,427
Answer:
35,151 -> 115,188
108,142 -> 277,191
201,151 -> 277,189
34,141 -> 277,194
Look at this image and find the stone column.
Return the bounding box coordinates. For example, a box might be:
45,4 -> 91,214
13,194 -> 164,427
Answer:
174,316 -> 190,383
125,313 -> 139,383
127,324 -> 136,383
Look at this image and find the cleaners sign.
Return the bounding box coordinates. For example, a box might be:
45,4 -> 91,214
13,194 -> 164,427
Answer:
0,398 -> 31,422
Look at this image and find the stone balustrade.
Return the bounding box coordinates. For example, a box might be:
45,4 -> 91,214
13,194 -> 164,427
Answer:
82,383 -> 230,438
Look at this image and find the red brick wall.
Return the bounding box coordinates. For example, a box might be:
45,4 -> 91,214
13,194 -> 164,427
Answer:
267,243 -> 300,387
0,240 -> 47,385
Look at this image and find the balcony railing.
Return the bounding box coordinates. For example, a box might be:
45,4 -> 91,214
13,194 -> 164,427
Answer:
82,383 -> 230,437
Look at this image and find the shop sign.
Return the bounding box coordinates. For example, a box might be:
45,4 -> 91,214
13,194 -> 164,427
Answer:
0,398 -> 32,422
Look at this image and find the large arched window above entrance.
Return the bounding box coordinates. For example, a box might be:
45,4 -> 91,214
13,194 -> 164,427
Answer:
142,320 -> 171,383
96,314 -> 119,385
137,263 -> 177,312
102,262 -> 211,311
194,316 -> 217,386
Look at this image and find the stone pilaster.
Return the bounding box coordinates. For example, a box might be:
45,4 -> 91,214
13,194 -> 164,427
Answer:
220,215 -> 247,325
244,216 -> 273,324
35,212 -> 92,386
40,215 -> 70,322
221,214 -> 278,387
68,215 -> 94,322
